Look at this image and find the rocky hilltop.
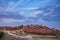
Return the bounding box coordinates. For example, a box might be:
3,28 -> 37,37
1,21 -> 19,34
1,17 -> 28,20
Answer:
0,25 -> 60,35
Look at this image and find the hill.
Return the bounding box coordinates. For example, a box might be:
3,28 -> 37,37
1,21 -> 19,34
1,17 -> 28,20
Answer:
0,25 -> 60,35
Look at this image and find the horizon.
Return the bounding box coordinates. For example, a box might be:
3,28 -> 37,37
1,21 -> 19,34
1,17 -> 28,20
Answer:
0,24 -> 60,30
0,0 -> 60,30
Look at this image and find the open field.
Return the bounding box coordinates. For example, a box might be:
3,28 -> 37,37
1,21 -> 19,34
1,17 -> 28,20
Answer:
0,31 -> 59,40
1,34 -> 58,40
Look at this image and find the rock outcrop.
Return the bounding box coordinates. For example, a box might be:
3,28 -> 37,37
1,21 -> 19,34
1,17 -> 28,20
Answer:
0,25 -> 60,35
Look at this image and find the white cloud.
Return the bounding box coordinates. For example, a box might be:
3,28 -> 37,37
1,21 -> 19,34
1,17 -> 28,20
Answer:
4,0 -> 24,12
38,19 -> 45,22
29,11 -> 44,17
19,11 -> 25,16
4,2 -> 15,12
34,11 -> 43,14
12,0 -> 24,9
0,18 -> 24,24
43,8 -> 54,16
21,7 -> 39,10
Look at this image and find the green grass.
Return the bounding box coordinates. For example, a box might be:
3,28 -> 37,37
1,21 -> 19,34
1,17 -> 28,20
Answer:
0,31 -> 28,40
0,31 -> 59,40
1,34 -> 28,40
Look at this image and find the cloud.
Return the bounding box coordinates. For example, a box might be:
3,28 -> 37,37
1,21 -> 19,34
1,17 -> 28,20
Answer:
5,0 -> 24,10
29,10 -> 44,17
21,7 -> 39,10
4,1 -> 16,12
0,18 -> 24,24
0,12 -> 25,20
43,8 -> 54,16
0,0 -> 24,13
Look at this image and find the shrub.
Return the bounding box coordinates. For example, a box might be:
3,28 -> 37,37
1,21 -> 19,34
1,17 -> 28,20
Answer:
0,31 -> 5,38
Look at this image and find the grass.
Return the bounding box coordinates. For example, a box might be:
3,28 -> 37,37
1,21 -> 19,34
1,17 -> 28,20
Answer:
26,32 -> 57,38
0,31 -> 59,40
1,34 -> 28,40
0,31 -> 28,40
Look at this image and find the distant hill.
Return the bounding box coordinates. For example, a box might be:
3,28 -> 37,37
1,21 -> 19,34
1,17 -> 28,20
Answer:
23,25 -> 60,35
0,25 -> 60,35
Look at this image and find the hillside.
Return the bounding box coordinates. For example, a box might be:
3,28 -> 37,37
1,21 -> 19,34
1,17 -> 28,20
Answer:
0,25 -> 60,35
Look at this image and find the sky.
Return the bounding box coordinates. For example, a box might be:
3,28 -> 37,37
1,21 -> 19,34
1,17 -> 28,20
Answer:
0,0 -> 60,29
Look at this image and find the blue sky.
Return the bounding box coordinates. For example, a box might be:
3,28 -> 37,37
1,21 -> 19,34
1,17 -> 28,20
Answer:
0,0 -> 60,29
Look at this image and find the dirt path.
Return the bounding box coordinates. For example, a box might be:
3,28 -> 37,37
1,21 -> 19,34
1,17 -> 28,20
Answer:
4,31 -> 32,38
3,30 -> 58,40
28,38 -> 58,40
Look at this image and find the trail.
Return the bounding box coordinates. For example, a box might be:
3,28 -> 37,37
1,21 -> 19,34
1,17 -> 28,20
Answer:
3,30 -> 58,40
4,30 -> 32,39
